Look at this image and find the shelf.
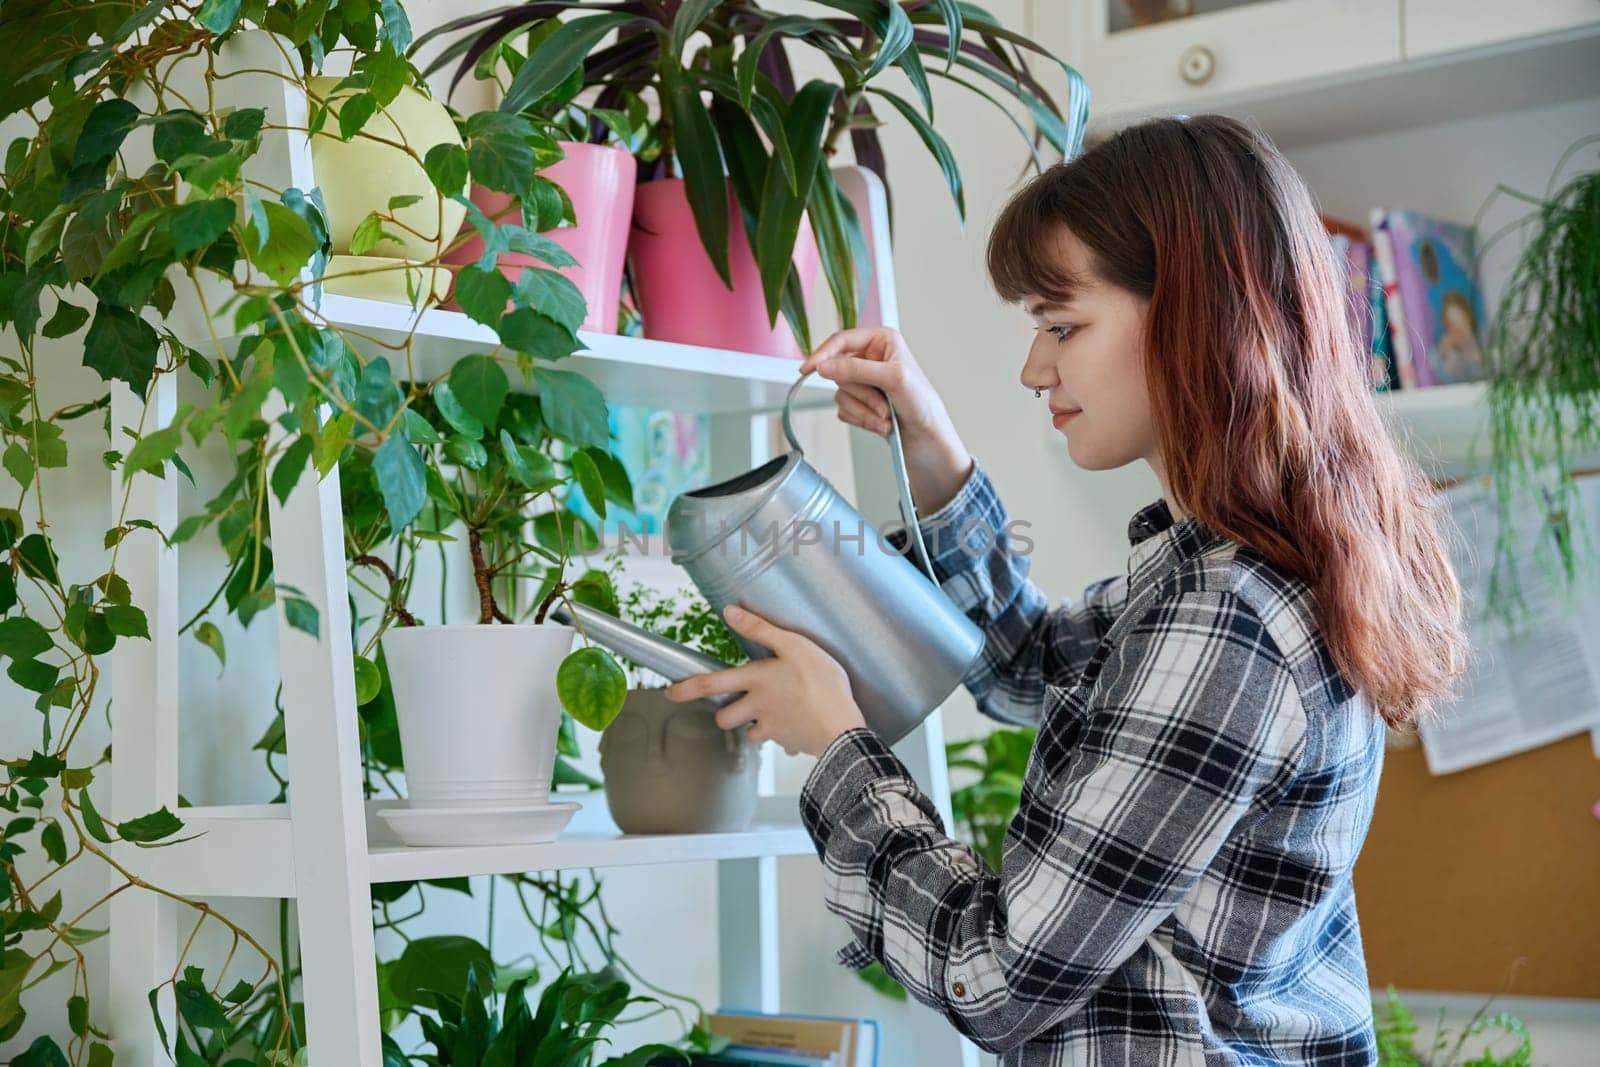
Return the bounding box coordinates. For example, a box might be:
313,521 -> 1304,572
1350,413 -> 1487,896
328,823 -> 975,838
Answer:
307,292 -> 838,416
1089,26 -> 1600,150
1375,382 -> 1489,474
114,792 -> 815,898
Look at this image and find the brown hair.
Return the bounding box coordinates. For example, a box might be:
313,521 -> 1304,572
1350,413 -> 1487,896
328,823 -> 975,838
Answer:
986,115 -> 1465,727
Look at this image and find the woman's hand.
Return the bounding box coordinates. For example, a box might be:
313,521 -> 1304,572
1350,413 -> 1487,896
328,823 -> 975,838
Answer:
662,605 -> 868,758
799,326 -> 973,514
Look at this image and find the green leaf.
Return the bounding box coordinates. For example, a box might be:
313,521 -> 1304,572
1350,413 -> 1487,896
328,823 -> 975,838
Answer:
4,444 -> 33,490
337,91 -> 378,141
122,423 -> 184,481
196,620 -> 226,668
499,14 -> 638,117
281,595 -> 319,637
665,66 -> 730,287
513,268 -> 587,334
196,0 -> 242,34
868,86 -> 964,222
556,647 -> 627,730
0,616 -> 52,660
453,265 -> 513,329
571,449 -> 606,520
464,111 -> 540,199
423,144 -> 469,198
79,790 -> 113,843
245,200 -> 318,287
118,806 -> 183,844
354,655 -> 382,704
355,356 -> 403,430
380,0 -> 414,51
755,81 -> 836,324
373,434 -> 426,529
224,107 -> 266,140
670,0 -> 720,60
104,604 -> 149,638
445,434 -> 488,470
449,355 -> 509,429
18,533 -> 60,585
865,0 -> 916,80
388,936 -> 495,1007
84,304 -> 159,395
41,301 -> 89,339
170,198 -> 236,258
26,205 -> 71,268
73,98 -> 140,168
12,1035 -> 68,1067
271,435 -> 315,506
532,368 -> 609,449
430,381 -> 484,439
40,821 -> 66,864
350,211 -> 404,256
498,308 -> 579,361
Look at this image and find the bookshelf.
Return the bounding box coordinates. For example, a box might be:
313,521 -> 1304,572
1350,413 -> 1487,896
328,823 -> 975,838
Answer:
107,32 -> 980,1067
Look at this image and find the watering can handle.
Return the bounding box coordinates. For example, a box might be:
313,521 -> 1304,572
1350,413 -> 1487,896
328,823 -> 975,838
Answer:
783,370 -> 937,582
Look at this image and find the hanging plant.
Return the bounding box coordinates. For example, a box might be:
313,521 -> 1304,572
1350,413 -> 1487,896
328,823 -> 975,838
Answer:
1479,137 -> 1600,623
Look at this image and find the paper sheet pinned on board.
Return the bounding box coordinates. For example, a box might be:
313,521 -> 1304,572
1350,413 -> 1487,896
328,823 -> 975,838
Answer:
1419,476 -> 1600,775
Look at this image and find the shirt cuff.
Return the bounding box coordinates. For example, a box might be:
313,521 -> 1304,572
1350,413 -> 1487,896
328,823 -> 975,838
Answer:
799,727 -> 910,854
885,455 -> 1002,584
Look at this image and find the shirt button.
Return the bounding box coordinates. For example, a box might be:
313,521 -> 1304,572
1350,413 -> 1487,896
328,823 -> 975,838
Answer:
951,979 -> 967,998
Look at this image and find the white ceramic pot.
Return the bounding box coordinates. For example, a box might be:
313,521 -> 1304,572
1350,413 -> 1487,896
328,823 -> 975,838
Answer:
307,77 -> 466,262
381,623 -> 576,808
599,686 -> 760,834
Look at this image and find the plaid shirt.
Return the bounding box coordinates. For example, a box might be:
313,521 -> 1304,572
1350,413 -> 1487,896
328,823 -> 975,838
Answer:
799,456 -> 1385,1064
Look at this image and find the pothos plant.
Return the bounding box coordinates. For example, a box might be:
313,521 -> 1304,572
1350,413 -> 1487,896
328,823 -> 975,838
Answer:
0,0 -> 690,1062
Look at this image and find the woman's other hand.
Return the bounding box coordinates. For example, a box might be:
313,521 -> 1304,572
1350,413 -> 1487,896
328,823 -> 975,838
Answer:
799,327 -> 973,513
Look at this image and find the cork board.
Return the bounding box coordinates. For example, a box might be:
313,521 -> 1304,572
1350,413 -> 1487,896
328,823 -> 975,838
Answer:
1353,732 -> 1600,998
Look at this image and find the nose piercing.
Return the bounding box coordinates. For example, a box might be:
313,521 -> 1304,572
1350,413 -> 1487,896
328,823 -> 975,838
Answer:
1034,389 -> 1041,398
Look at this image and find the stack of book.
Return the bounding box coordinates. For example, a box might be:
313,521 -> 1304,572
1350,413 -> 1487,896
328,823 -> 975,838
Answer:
1322,208 -> 1489,393
650,1010 -> 879,1067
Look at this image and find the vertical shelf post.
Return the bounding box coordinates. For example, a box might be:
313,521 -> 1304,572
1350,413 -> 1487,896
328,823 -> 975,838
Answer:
108,377 -> 179,1065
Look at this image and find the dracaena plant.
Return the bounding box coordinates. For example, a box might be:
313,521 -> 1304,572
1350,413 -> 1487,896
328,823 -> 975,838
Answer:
410,0 -> 1090,353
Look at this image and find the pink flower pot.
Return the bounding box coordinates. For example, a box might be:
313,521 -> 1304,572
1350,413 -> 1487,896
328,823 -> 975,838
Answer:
444,142 -> 635,334
628,177 -> 820,359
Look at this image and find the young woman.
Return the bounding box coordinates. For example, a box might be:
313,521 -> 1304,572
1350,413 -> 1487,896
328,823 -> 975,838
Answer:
663,114 -> 1468,1064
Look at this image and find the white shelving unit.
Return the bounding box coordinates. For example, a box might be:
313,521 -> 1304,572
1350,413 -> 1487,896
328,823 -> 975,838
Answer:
107,33 -> 979,1067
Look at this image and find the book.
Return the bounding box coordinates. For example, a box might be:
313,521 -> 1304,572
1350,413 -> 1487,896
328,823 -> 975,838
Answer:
707,1012 -> 863,1067
713,1009 -> 878,1067
1329,234 -> 1382,388
1370,209 -> 1419,390
1382,208 -> 1488,386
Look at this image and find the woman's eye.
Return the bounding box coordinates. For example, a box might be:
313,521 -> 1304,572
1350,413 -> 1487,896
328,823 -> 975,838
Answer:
1047,324 -> 1076,341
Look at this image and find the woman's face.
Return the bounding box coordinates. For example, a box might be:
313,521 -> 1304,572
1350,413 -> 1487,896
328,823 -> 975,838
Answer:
1018,226 -> 1157,472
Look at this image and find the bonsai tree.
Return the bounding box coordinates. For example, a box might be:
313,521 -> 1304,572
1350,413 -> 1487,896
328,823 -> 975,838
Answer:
411,0 -> 1091,350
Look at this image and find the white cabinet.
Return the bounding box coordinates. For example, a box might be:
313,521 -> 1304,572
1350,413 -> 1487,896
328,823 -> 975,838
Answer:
1402,0 -> 1600,58
1034,0 -> 1403,117
1032,0 -> 1600,148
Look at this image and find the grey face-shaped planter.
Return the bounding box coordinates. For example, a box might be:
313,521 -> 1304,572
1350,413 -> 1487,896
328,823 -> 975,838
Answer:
599,686 -> 760,834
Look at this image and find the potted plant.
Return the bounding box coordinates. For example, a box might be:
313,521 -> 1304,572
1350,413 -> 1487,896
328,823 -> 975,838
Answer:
590,570 -> 761,834
306,70 -> 468,304
436,21 -> 662,333
412,0 -> 1090,357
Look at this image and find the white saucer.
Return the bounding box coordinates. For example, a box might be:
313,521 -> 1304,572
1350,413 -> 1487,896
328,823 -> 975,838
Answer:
377,799 -> 581,847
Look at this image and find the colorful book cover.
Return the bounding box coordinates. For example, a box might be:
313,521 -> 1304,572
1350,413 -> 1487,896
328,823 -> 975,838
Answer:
1384,208 -> 1488,386
1370,209 -> 1418,390
1329,234 -> 1378,387
567,403 -> 710,537
714,1009 -> 877,1067
1368,248 -> 1399,392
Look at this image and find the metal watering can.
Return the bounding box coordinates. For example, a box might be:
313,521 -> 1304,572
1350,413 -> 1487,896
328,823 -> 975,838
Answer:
551,371 -> 984,746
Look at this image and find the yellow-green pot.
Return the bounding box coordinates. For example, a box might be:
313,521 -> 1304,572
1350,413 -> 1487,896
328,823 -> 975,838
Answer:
307,77 -> 465,262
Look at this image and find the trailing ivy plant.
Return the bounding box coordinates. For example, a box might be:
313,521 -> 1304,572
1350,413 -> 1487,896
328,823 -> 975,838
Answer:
0,0 -> 666,1060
